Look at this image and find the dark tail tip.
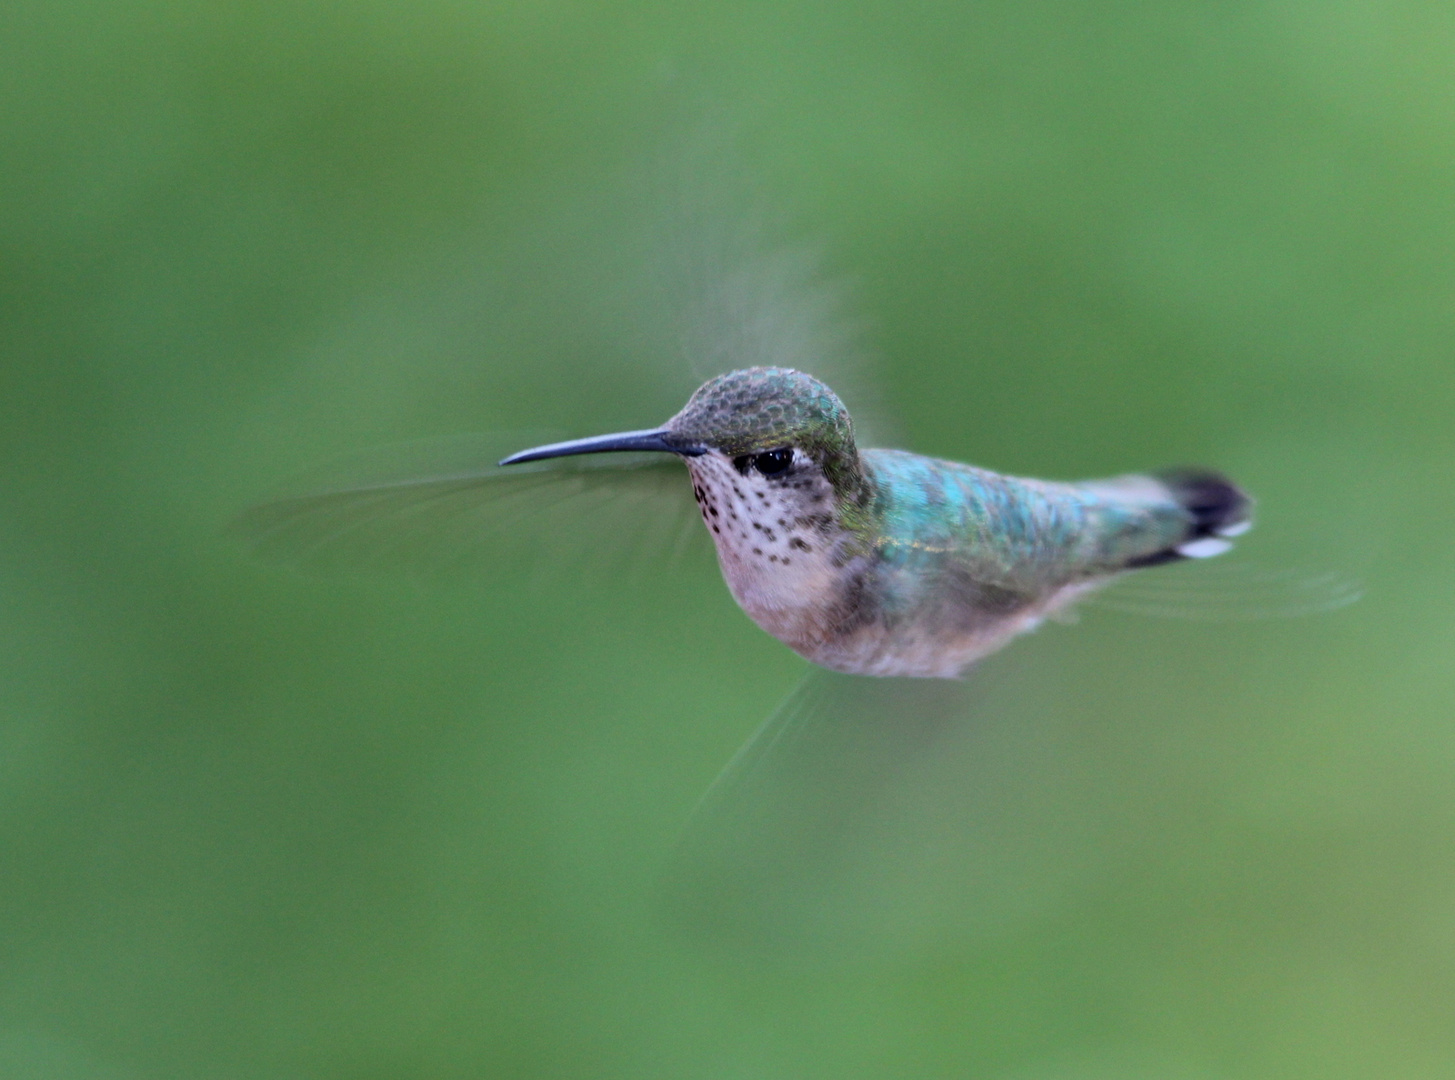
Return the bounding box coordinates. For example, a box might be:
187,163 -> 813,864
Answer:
1156,468 -> 1253,539
1124,469 -> 1253,569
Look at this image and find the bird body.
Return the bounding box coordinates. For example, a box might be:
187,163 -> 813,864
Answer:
501,367 -> 1252,677
700,449 -> 1170,677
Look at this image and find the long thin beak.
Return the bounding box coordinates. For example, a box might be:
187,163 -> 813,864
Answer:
498,429 -> 705,466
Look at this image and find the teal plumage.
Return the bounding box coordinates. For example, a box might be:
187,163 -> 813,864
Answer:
864,448 -> 1191,588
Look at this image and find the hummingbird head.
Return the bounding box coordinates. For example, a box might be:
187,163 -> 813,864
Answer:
660,369 -> 874,600
500,367 -> 867,503
664,367 -> 866,496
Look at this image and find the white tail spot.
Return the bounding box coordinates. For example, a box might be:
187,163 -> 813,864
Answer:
1178,537 -> 1234,559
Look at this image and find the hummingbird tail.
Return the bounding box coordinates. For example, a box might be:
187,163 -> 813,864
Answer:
1125,469 -> 1253,567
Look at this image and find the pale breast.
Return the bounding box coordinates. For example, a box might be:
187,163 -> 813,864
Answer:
685,453 -> 847,648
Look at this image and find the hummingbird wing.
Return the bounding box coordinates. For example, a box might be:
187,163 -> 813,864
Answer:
648,130 -> 902,449
1089,557 -> 1365,621
663,667 -> 957,946
232,433 -> 705,577
662,655 -> 1056,950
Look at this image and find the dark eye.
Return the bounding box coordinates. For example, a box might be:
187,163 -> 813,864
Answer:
751,448 -> 794,476
731,447 -> 796,477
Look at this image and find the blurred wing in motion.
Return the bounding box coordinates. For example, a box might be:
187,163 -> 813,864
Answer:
646,128 -> 901,448
661,556 -> 1365,950
662,663 -> 1010,949
1089,557 -> 1365,621
233,433 -> 706,578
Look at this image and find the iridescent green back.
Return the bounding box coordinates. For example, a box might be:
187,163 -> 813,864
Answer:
863,449 -> 1191,599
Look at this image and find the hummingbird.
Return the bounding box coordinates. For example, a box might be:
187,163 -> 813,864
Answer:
239,364 -> 1357,942
494,365 -> 1252,679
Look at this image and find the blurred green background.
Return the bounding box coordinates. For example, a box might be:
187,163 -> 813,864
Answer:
3,1 -> 1454,1077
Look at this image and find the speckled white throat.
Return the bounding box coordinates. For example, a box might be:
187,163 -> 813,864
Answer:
685,449 -> 852,654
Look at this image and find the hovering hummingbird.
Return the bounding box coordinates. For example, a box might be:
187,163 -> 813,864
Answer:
239,363 -> 1355,941
495,365 -> 1251,679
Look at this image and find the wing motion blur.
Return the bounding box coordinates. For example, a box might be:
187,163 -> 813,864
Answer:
233,433 -> 705,577
661,553 -> 1364,948
662,664 -> 1006,947
1090,558 -> 1364,621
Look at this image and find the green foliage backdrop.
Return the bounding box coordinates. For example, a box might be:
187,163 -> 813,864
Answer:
3,1 -> 1453,1077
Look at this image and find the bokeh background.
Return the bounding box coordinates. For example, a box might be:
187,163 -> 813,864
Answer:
4,1 -> 1454,1077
